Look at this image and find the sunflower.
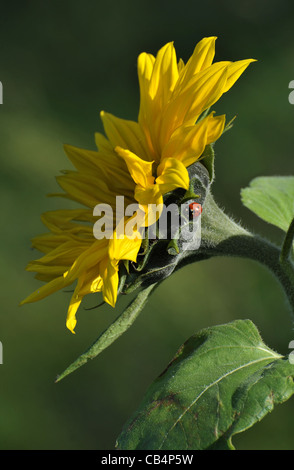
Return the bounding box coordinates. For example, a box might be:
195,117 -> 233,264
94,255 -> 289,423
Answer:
21,37 -> 255,333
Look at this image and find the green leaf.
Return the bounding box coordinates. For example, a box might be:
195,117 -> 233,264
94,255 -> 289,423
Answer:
116,319 -> 294,450
241,176 -> 294,232
55,283 -> 157,383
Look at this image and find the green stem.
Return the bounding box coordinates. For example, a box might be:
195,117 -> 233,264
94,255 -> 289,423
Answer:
205,234 -> 294,317
280,217 -> 294,264
179,192 -> 294,319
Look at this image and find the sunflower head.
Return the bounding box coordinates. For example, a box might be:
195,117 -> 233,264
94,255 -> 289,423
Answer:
121,158 -> 212,296
20,37 -> 255,333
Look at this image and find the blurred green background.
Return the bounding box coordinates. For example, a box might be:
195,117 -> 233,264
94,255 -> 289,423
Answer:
1,0 -> 294,450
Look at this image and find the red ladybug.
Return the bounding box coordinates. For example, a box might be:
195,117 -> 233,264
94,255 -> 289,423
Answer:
189,202 -> 202,217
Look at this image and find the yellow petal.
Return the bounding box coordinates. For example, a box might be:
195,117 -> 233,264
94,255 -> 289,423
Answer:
161,113 -> 225,168
66,269 -> 103,333
66,277 -> 84,334
20,275 -> 66,305
26,263 -> 69,276
94,132 -> 114,154
139,51 -> 155,72
223,59 -> 256,93
29,241 -> 88,267
149,42 -> 179,102
156,158 -> 189,193
206,113 -> 226,143
182,63 -> 229,117
101,259 -> 119,308
100,111 -> 149,160
177,58 -> 185,74
189,36 -> 217,73
40,210 -> 94,238
161,119 -> 208,167
115,146 -> 154,187
138,44 -> 179,161
143,201 -> 164,227
34,272 -> 62,282
134,182 -> 162,206
64,144 -> 100,173
176,37 -> 217,91
64,239 -> 108,284
66,299 -> 81,334
160,62 -> 229,146
109,230 -> 142,262
55,171 -> 119,208
133,185 -> 163,227
31,233 -> 70,254
137,52 -> 156,124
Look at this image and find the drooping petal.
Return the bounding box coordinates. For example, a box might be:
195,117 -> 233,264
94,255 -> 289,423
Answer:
134,182 -> 162,205
66,269 -> 104,334
34,271 -> 66,282
64,239 -> 109,285
109,229 -> 142,263
28,240 -> 89,267
26,263 -> 69,278
156,158 -> 190,193
101,259 -> 119,308
19,275 -> 66,305
115,146 -> 154,187
66,276 -> 84,334
134,185 -> 164,227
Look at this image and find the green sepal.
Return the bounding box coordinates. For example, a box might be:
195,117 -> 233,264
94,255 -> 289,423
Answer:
199,144 -> 215,182
167,239 -> 180,256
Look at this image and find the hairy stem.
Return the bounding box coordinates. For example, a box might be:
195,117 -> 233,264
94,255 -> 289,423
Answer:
179,192 -> 294,319
280,218 -> 294,264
